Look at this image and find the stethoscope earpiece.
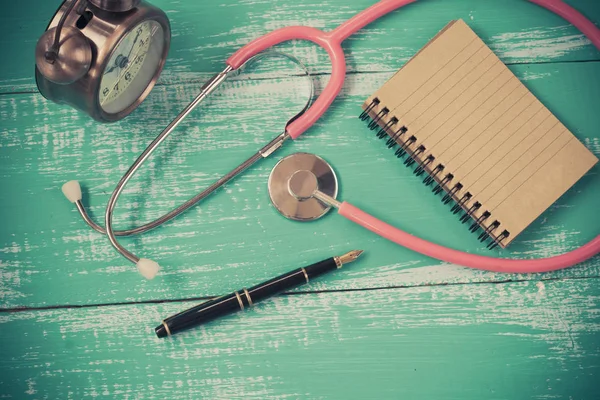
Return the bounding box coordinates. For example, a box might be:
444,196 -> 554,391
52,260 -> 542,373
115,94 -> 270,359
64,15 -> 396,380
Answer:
88,0 -> 141,12
61,180 -> 161,279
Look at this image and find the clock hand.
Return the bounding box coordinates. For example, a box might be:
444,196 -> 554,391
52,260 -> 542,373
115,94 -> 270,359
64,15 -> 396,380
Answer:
103,30 -> 141,78
102,34 -> 151,102
104,53 -> 130,76
104,65 -> 117,75
127,31 -> 141,60
102,26 -> 160,103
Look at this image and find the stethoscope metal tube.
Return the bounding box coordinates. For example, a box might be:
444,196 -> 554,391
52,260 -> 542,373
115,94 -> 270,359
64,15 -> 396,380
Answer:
63,52 -> 312,277
67,131 -> 289,277
105,65 -> 231,264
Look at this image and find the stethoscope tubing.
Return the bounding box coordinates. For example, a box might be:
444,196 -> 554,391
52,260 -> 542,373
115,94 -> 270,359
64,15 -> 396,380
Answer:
226,0 -> 600,140
227,0 -> 418,139
95,0 -> 599,274
339,202 -> 600,273
226,0 -> 600,273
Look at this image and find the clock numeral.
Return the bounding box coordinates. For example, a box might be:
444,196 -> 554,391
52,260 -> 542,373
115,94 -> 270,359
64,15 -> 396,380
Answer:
102,88 -> 109,96
125,72 -> 132,81
137,27 -> 143,36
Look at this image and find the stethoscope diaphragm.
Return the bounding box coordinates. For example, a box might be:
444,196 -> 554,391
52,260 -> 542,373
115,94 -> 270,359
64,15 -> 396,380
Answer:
268,153 -> 338,221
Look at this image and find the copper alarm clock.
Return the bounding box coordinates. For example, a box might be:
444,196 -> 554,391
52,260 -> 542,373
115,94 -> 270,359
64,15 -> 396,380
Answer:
35,0 -> 171,122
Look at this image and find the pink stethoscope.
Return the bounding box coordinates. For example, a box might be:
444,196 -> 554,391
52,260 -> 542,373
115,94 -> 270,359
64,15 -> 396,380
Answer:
64,0 -> 600,278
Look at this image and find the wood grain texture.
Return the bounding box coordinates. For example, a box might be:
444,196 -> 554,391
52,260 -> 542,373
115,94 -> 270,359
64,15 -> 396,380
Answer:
1,0 -> 599,93
1,278 -> 599,399
1,62 -> 598,308
1,0 -> 599,398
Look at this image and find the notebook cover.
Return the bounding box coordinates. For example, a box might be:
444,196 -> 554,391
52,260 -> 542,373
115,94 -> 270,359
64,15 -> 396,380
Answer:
361,19 -> 598,247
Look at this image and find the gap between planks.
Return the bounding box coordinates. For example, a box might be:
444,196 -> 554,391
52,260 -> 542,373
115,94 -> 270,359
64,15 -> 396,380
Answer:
3,58 -> 599,97
0,273 -> 596,314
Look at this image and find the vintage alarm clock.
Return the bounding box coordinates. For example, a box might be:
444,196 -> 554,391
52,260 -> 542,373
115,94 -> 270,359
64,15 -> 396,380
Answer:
35,0 -> 171,122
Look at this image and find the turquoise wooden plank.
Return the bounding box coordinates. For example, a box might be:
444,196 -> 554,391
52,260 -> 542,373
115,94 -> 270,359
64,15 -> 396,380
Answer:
1,1 -> 600,398
1,0 -> 599,93
1,61 -> 598,308
1,278 -> 599,399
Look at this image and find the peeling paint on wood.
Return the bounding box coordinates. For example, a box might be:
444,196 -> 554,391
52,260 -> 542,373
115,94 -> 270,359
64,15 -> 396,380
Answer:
1,279 -> 600,399
0,0 -> 599,398
1,63 -> 598,308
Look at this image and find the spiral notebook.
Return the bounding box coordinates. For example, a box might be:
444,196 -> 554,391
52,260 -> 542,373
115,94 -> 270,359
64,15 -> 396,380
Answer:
360,19 -> 598,249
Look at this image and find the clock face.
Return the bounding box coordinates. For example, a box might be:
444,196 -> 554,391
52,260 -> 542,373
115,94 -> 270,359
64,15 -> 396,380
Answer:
99,20 -> 165,114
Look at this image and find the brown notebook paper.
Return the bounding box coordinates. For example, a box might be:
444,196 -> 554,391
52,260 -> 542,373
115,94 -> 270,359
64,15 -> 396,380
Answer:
361,19 -> 598,248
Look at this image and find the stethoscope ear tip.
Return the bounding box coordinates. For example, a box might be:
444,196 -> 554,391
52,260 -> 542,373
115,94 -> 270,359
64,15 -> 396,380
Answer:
137,258 -> 160,280
62,180 -> 82,203
61,179 -> 161,280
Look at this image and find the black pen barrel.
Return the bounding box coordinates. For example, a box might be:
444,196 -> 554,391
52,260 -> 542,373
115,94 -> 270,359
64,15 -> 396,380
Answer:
155,257 -> 338,338
155,292 -> 244,337
246,257 -> 337,303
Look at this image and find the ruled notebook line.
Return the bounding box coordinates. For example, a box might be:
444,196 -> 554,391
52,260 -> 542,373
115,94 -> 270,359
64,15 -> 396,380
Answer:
362,19 -> 598,247
446,91 -> 533,171
455,101 -> 544,180
438,88 -> 529,162
364,21 -> 481,121
391,43 -> 490,125
418,68 -> 513,153
464,112 -> 553,190
392,38 -> 483,116
432,77 -> 523,159
491,135 -> 573,211
402,58 -> 503,138
479,122 -> 563,203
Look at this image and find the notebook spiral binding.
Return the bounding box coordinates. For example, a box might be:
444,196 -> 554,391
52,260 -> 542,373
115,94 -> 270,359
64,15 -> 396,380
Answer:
359,98 -> 510,250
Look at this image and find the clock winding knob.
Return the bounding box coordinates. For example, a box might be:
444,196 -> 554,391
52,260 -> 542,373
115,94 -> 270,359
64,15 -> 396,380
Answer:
35,26 -> 92,85
89,0 -> 141,12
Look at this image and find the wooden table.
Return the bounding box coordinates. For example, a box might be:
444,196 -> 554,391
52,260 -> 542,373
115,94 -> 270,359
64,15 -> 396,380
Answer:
1,0 -> 599,398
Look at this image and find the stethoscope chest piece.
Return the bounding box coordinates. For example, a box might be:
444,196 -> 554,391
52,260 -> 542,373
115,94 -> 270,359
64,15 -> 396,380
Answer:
268,153 -> 338,221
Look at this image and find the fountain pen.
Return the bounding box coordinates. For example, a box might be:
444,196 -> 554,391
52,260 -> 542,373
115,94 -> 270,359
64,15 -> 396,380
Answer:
155,250 -> 364,338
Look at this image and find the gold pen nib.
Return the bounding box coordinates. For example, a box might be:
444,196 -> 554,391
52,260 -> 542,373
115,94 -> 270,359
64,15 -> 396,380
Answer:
335,250 -> 364,267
